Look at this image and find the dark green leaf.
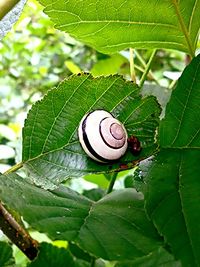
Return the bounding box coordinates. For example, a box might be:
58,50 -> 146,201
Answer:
143,55 -> 200,266
22,74 -> 160,189
144,149 -> 200,266
0,173 -> 162,261
159,54 -> 200,148
38,0 -> 199,55
0,241 -> 15,267
28,242 -> 74,267
82,188 -> 105,201
68,243 -> 91,262
115,247 -> 181,267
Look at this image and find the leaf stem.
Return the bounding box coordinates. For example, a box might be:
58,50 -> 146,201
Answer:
90,257 -> 96,267
0,0 -> 20,20
129,48 -> 136,83
3,162 -> 23,175
172,0 -> 195,57
134,50 -> 159,84
0,201 -> 38,260
139,49 -> 157,87
106,173 -> 118,194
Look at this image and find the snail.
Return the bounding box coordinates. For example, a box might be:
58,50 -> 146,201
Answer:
78,110 -> 128,163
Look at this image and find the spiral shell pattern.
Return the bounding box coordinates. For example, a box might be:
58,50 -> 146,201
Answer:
78,110 -> 128,162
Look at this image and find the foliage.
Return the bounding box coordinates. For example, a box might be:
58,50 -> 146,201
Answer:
0,241 -> 15,266
0,0 -> 199,266
144,55 -> 200,266
22,74 -> 160,189
38,0 -> 200,56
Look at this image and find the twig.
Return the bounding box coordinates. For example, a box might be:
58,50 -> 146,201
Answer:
129,48 -> 136,83
0,0 -> 20,20
0,202 -> 38,260
3,162 -> 23,175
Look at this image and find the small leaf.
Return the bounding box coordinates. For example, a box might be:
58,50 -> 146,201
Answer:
38,0 -> 200,55
0,241 -> 15,267
22,74 -> 160,189
0,173 -> 162,261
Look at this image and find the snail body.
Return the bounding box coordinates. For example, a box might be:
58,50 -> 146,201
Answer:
78,110 -> 128,162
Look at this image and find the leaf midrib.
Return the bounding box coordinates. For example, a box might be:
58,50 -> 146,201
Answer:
171,0 -> 195,56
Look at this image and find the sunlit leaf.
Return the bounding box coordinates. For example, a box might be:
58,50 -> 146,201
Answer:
38,0 -> 200,55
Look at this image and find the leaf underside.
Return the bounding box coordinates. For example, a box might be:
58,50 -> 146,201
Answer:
38,0 -> 200,55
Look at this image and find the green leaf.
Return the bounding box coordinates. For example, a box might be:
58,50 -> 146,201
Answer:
22,74 -> 160,189
143,55 -> 200,266
91,54 -> 128,76
0,241 -> 15,267
115,247 -> 181,267
159,54 -> 200,148
38,0 -> 200,55
0,173 -> 162,261
144,150 -> 200,266
28,242 -> 75,267
141,84 -> 172,118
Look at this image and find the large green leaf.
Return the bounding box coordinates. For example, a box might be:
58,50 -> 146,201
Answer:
144,150 -> 200,266
38,0 -> 200,55
143,54 -> 200,266
0,241 -> 15,267
0,173 -> 162,261
22,74 -> 160,189
159,54 -> 200,148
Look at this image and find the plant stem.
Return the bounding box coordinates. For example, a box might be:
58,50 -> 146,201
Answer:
134,50 -> 159,84
3,162 -> 23,175
169,79 -> 177,90
129,48 -> 136,83
106,173 -> 118,194
0,0 -> 20,20
139,49 -> 157,88
0,201 -> 38,260
90,257 -> 96,267
172,0 -> 195,58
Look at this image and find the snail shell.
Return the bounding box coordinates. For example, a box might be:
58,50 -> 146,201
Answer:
78,110 -> 128,163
